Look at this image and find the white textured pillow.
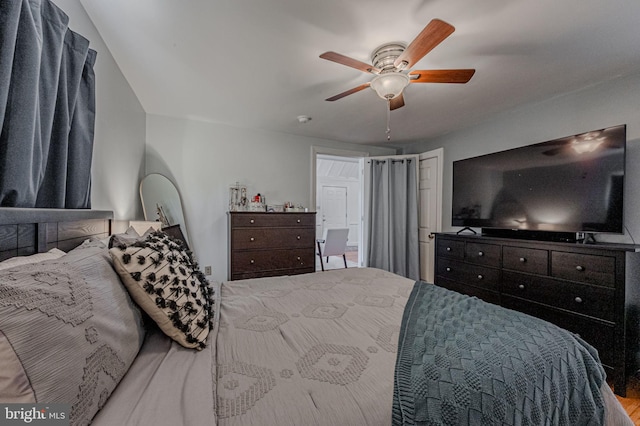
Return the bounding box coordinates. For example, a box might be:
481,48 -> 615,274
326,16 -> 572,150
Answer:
0,248 -> 66,271
0,240 -> 146,425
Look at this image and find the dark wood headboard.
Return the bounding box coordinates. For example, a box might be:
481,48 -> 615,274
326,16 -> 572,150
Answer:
0,208 -> 113,261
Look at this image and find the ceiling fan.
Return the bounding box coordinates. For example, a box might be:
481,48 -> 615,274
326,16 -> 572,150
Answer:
320,19 -> 475,112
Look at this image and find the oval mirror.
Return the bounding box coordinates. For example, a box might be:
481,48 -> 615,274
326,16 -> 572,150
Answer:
140,173 -> 189,245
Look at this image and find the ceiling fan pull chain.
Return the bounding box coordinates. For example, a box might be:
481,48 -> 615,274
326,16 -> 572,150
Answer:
386,98 -> 391,141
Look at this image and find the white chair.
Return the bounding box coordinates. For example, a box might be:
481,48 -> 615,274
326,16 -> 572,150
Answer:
316,228 -> 349,271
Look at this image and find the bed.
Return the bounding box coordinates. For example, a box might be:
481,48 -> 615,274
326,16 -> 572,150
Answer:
0,209 -> 633,425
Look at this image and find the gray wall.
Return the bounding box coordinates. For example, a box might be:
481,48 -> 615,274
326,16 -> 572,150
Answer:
53,0 -> 146,223
145,114 -> 396,282
403,71 -> 640,244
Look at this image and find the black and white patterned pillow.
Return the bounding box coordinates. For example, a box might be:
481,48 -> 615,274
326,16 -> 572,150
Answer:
109,231 -> 214,350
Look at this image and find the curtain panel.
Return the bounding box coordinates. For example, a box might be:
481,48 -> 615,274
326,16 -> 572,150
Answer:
367,158 -> 420,280
0,0 -> 96,208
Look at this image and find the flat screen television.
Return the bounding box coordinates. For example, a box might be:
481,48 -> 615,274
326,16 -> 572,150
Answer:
452,124 -> 626,241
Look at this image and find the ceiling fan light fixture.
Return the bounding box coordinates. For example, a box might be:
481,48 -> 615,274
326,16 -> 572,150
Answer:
370,73 -> 410,100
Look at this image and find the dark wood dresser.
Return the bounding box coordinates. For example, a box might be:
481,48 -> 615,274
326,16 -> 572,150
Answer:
434,232 -> 640,396
228,211 -> 316,280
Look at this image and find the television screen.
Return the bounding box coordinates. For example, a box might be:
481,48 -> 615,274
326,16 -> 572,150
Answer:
452,125 -> 626,235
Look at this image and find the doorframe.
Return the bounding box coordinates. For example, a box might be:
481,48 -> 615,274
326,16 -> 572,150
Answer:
311,146 -> 370,266
418,148 -> 444,282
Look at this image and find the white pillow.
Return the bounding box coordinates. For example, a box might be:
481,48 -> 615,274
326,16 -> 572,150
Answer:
0,248 -> 66,271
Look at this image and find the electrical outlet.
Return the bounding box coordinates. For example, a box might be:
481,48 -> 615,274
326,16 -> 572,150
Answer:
204,266 -> 212,275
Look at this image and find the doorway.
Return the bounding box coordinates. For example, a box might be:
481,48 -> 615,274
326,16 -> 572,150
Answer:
311,147 -> 442,275
314,152 -> 363,269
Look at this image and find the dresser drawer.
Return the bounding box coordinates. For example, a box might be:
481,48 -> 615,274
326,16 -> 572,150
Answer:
502,272 -> 615,322
502,295 -> 615,367
231,248 -> 315,274
503,246 -> 548,275
229,212 -> 317,281
436,238 -> 465,259
551,251 -> 615,287
436,278 -> 501,305
232,228 -> 315,250
437,259 -> 499,292
232,267 -> 314,281
230,213 -> 314,228
465,242 -> 500,267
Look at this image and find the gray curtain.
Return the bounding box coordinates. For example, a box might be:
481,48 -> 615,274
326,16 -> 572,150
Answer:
367,158 -> 419,280
0,0 -> 96,208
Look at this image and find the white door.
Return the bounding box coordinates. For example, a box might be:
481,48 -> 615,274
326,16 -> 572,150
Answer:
419,149 -> 442,282
321,185 -> 347,236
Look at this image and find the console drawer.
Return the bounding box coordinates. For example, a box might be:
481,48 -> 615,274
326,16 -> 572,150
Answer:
551,251 -> 615,287
436,277 -> 500,305
503,246 -> 548,275
465,242 -> 500,267
437,238 -> 465,260
502,272 -> 615,322
437,258 -> 499,292
502,295 -> 615,367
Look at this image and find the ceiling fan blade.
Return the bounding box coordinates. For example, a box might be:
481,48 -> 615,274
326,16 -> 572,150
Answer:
390,94 -> 405,110
394,19 -> 455,70
409,69 -> 475,83
320,52 -> 381,74
325,83 -> 371,101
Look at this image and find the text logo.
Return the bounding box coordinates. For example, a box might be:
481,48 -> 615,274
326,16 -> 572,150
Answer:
0,404 -> 69,426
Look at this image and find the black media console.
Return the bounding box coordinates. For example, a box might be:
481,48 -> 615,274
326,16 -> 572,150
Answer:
434,232 -> 640,397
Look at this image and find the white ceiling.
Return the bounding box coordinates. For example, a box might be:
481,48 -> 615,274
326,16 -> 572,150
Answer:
80,0 -> 640,146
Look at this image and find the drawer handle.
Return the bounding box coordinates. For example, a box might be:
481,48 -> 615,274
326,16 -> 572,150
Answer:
297,219 -> 301,223
250,259 -> 255,264
575,265 -> 585,272
518,284 -> 525,290
297,235 -> 301,240
250,237 -> 255,242
519,257 -> 526,263
477,274 -> 484,280
478,251 -> 484,257
297,256 -> 301,261
250,219 -> 255,224
446,247 -> 452,252
446,267 -> 451,272
574,296 -> 583,304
